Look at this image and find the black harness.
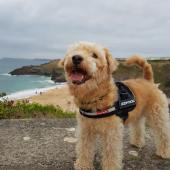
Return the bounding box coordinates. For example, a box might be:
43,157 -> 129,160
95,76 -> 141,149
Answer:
79,82 -> 136,121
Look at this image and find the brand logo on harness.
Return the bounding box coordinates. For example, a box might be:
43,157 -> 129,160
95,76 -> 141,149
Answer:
120,99 -> 135,106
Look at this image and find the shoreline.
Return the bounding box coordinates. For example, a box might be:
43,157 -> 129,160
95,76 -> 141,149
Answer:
28,85 -> 78,112
0,83 -> 66,101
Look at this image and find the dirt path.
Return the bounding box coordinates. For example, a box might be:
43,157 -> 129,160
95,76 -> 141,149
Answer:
0,119 -> 170,170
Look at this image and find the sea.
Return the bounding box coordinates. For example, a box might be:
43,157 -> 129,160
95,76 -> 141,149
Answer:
0,58 -> 65,100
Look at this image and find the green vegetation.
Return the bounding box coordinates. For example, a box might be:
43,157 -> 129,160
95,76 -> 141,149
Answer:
0,100 -> 75,119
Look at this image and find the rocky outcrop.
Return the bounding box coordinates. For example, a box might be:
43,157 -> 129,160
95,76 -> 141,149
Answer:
51,69 -> 66,83
9,59 -> 66,83
0,92 -> 6,97
10,66 -> 46,75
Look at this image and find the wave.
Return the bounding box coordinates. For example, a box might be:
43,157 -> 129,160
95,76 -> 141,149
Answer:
32,79 -> 55,84
0,73 -> 11,76
0,82 -> 66,101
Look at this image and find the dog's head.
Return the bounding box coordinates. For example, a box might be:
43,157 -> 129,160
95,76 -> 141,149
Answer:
59,42 -> 118,90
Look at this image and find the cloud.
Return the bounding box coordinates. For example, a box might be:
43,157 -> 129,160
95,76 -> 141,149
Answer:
0,0 -> 170,58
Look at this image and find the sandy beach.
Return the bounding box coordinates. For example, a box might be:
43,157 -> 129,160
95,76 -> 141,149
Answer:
28,85 -> 170,112
28,85 -> 78,112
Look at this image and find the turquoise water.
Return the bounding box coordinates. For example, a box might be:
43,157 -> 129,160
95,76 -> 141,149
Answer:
0,58 -> 55,95
0,74 -> 55,94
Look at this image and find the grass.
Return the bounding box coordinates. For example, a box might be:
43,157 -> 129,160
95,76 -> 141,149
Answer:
0,100 -> 75,119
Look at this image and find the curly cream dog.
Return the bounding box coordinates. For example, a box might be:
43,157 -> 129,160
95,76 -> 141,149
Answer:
59,42 -> 170,170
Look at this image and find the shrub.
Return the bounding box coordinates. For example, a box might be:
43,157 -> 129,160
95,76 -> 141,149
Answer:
0,100 -> 75,119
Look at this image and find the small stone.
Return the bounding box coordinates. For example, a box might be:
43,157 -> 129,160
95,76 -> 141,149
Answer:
66,128 -> 75,132
23,136 -> 31,141
146,133 -> 151,139
128,150 -> 138,157
64,137 -> 77,143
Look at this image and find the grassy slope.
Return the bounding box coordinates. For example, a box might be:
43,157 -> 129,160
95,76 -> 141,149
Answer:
40,60 -> 63,74
0,101 -> 75,119
114,60 -> 170,97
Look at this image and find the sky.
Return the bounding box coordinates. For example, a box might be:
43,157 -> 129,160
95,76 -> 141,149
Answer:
0,0 -> 170,59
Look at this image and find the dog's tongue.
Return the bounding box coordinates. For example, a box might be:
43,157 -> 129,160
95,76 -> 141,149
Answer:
70,72 -> 84,81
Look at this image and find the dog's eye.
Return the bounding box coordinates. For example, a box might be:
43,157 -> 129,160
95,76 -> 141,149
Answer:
92,53 -> 98,59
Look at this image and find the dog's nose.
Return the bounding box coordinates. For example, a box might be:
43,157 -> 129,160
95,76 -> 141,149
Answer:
72,55 -> 83,65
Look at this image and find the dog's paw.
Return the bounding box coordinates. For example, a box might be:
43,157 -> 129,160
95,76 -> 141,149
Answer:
130,140 -> 145,148
156,149 -> 170,159
74,161 -> 94,170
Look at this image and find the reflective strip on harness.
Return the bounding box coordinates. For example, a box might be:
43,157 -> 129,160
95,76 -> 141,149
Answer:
80,106 -> 116,116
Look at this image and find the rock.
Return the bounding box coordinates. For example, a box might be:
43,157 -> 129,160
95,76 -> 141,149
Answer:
64,137 -> 77,143
51,70 -> 66,82
0,92 -> 6,97
23,136 -> 31,141
128,150 -> 138,157
66,128 -> 76,132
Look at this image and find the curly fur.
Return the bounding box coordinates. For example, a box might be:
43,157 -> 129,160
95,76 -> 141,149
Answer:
125,55 -> 154,82
60,42 -> 170,170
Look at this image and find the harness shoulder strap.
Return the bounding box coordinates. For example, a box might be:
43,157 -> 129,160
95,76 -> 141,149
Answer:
115,82 -> 136,121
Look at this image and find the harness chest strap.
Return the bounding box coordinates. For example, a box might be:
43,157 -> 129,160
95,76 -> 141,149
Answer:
79,82 -> 136,121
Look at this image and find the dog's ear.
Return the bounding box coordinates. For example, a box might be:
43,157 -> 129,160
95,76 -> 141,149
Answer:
104,48 -> 119,73
58,58 -> 65,68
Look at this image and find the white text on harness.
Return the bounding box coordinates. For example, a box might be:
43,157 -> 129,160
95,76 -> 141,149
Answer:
120,100 -> 135,106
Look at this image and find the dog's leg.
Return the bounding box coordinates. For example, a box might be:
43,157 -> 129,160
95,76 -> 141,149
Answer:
102,120 -> 124,170
147,104 -> 170,158
129,117 -> 145,148
75,126 -> 96,170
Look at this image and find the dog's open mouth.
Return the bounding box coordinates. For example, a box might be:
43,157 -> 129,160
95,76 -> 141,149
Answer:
69,67 -> 90,85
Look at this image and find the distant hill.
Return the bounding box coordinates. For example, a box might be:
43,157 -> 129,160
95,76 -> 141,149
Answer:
9,59 -> 170,97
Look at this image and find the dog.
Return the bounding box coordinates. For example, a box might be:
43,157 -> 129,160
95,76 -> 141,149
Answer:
59,42 -> 170,170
